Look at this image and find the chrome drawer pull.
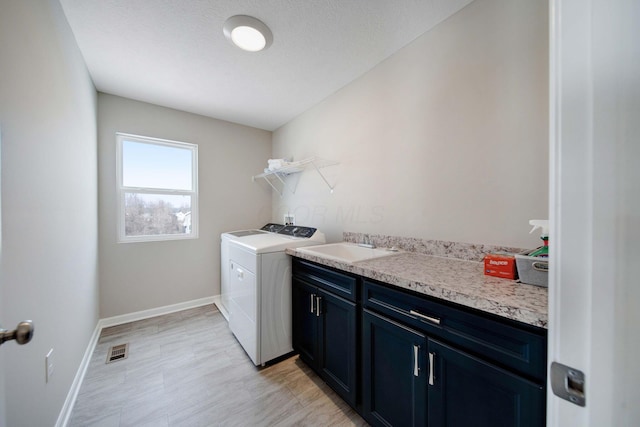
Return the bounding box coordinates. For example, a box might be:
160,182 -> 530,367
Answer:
413,345 -> 420,377
428,352 -> 435,386
316,296 -> 322,316
409,310 -> 441,325
310,294 -> 315,314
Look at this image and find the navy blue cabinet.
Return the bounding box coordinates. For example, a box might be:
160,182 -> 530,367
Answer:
362,280 -> 547,382
292,278 -> 318,365
362,279 -> 547,427
293,259 -> 547,427
292,259 -> 359,407
362,309 -> 427,426
317,287 -> 357,406
428,339 -> 545,427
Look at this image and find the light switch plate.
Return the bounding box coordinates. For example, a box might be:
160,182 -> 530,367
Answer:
45,348 -> 54,383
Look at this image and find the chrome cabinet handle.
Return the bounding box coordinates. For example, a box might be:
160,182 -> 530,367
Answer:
428,352 -> 435,386
310,293 -> 316,314
413,345 -> 420,377
410,310 -> 441,325
315,296 -> 322,316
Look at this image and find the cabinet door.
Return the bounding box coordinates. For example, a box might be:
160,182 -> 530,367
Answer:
427,339 -> 545,427
292,278 -> 318,366
362,309 -> 428,427
317,288 -> 357,407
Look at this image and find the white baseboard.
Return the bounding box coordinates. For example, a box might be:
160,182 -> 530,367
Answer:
99,296 -> 216,328
55,319 -> 102,427
56,296 -> 218,426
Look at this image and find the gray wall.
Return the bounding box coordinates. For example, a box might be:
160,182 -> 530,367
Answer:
273,0 -> 549,249
98,94 -> 272,318
0,1 -> 99,426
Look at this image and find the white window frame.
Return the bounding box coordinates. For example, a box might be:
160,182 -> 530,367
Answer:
116,132 -> 198,243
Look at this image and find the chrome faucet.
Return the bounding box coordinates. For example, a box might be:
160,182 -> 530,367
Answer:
359,234 -> 376,249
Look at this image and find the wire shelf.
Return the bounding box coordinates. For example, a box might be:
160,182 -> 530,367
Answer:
252,157 -> 339,196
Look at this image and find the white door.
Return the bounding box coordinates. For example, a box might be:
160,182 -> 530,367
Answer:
0,125 -> 36,427
548,0 -> 640,425
1,125 -> 5,427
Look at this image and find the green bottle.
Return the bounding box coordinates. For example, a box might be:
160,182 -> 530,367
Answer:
528,220 -> 549,257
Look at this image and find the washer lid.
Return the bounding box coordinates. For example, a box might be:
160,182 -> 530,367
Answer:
230,230 -> 326,254
225,230 -> 266,238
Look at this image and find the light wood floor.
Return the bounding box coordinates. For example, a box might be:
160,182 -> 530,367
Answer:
69,304 -> 368,426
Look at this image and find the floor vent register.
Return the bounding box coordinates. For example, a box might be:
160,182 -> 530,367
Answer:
106,343 -> 129,364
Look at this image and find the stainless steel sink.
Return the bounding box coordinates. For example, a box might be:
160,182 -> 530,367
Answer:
296,242 -> 399,264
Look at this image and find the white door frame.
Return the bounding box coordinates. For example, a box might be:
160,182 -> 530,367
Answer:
548,0 -> 639,425
0,126 -> 6,427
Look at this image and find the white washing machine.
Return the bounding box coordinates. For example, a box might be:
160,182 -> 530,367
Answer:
221,225 -> 325,365
220,223 -> 285,318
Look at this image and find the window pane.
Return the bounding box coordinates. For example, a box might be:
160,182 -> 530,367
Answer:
124,193 -> 192,237
123,140 -> 193,190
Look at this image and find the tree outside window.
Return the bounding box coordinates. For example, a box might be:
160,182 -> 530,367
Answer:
116,133 -> 198,243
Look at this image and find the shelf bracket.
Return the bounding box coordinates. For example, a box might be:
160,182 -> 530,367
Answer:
260,175 -> 284,197
310,159 -> 335,194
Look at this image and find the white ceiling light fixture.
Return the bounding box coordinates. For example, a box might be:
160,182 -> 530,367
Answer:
223,15 -> 273,52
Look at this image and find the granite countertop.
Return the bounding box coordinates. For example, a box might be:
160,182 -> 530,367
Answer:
286,248 -> 548,329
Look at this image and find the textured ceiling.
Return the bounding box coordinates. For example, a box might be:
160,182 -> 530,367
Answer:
59,0 -> 474,131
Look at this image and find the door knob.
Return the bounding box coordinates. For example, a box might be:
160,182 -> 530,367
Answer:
0,321 -> 34,346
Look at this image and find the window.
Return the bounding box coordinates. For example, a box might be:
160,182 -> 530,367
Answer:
116,133 -> 198,242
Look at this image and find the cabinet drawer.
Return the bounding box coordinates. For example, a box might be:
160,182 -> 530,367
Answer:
293,259 -> 358,302
363,280 -> 547,382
